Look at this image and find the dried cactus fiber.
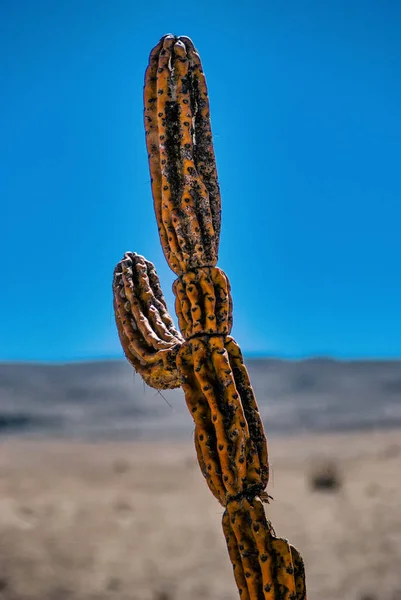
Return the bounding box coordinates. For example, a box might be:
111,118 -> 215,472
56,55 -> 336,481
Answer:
113,34 -> 307,600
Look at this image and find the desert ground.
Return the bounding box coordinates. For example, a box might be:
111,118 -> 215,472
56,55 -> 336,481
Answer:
1,429 -> 400,600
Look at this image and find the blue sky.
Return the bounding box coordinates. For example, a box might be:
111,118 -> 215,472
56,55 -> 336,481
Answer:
1,0 -> 400,361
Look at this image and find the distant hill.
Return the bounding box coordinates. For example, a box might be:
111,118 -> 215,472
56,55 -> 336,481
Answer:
0,358 -> 400,439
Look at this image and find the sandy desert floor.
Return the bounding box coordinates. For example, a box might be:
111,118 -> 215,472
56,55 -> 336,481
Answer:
0,429 -> 401,600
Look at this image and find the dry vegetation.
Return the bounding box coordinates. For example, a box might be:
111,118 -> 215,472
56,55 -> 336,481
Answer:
0,429 -> 401,600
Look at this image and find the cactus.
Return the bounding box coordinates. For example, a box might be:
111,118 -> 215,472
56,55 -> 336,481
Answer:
113,34 -> 307,600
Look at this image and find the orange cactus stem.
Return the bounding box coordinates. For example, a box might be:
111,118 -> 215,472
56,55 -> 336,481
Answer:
144,34 -> 221,274
112,33 -> 307,600
113,252 -> 183,389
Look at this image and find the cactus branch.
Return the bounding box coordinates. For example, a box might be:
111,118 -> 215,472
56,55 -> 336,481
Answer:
113,252 -> 183,389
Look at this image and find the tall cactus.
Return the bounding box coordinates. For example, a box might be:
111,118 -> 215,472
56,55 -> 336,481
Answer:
113,34 -> 307,600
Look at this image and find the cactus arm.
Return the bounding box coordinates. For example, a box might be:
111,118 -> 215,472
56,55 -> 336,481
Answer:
113,252 -> 183,390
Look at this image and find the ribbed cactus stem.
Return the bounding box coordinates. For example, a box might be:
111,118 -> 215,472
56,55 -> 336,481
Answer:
113,34 -> 307,600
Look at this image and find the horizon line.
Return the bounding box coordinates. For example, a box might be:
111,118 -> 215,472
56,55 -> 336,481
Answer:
0,352 -> 400,365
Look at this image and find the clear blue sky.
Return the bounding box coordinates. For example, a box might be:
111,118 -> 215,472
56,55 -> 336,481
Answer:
1,0 -> 400,361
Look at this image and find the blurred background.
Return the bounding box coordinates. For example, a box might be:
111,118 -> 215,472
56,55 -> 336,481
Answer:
1,1 -> 400,599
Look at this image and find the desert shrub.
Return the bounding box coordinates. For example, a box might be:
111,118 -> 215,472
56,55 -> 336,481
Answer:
309,461 -> 341,491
